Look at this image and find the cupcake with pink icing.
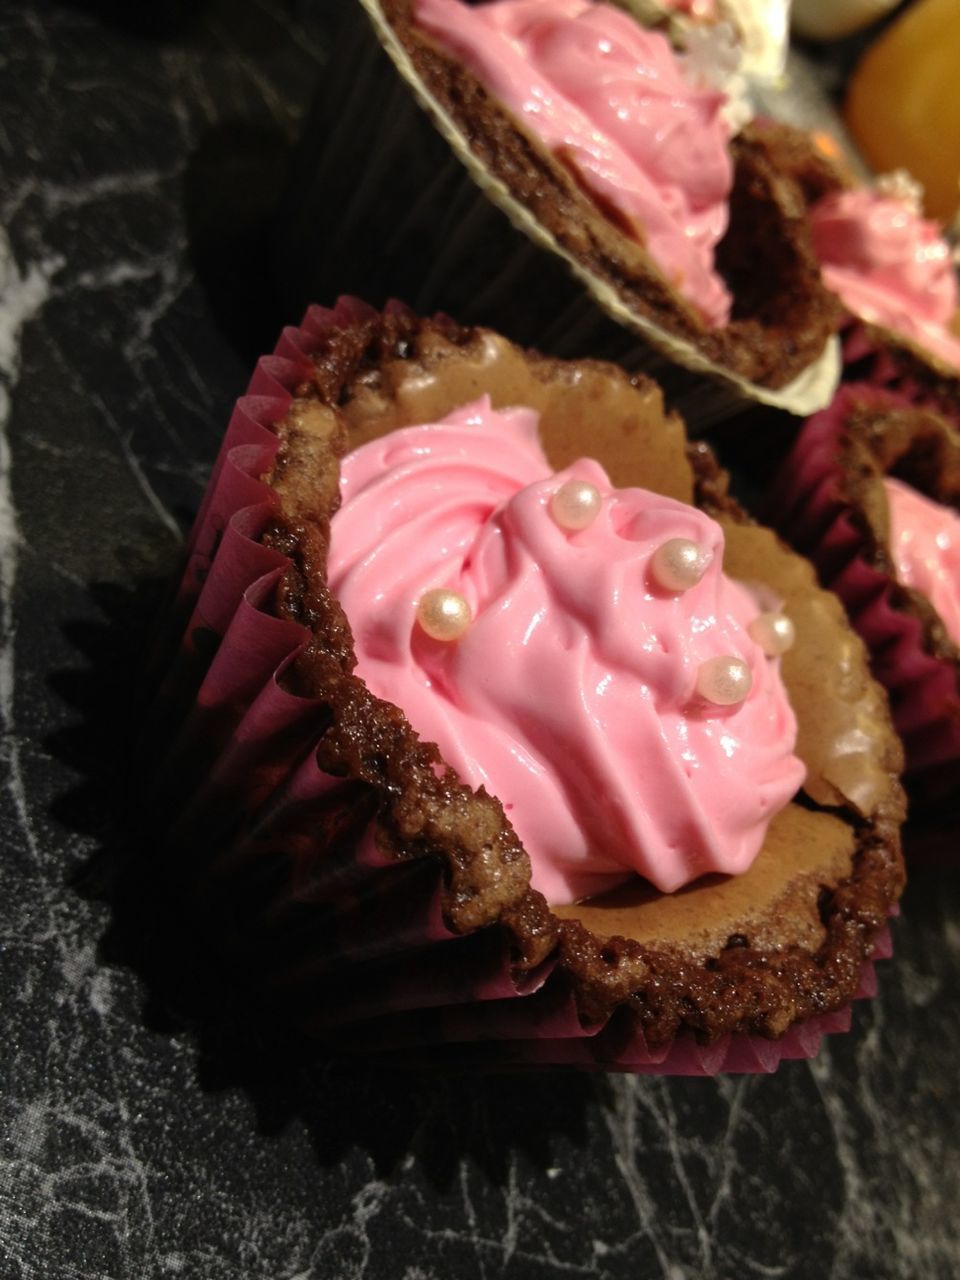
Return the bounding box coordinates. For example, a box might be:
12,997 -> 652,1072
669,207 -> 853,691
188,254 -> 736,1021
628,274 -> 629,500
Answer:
808,172 -> 960,402
151,301 -> 904,1073
810,174 -> 960,373
768,381 -> 960,858
276,0 -> 840,424
747,123 -> 960,415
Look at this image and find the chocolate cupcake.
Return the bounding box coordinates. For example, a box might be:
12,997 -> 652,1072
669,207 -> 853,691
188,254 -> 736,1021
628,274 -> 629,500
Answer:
275,1 -> 841,426
751,122 -> 960,414
151,300 -> 904,1073
769,381 -> 960,858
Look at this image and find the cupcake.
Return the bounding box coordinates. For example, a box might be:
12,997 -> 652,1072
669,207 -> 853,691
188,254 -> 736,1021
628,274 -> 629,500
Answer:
275,0 -> 841,425
768,381 -> 960,857
750,123 -> 960,415
152,300 -> 904,1074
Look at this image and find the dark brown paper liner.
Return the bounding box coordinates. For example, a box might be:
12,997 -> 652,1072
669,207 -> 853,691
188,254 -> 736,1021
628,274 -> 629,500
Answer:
149,299 -> 890,1073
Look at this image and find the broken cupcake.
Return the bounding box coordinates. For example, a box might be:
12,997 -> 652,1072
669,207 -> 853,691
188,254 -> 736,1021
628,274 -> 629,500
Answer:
276,0 -> 841,423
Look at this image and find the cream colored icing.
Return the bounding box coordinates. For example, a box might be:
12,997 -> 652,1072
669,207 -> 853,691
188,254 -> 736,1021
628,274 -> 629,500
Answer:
885,477 -> 960,645
328,398 -> 805,904
810,187 -> 960,370
415,0 -> 734,326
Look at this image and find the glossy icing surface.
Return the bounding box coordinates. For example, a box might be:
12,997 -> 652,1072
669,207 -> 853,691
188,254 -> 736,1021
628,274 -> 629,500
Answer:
329,398 -> 804,903
810,187 -> 960,369
885,477 -> 960,645
415,0 -> 734,325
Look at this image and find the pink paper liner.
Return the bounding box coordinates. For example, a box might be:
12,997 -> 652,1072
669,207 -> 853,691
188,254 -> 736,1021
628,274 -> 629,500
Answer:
842,324 -> 960,430
149,298 -> 895,1075
768,382 -> 960,828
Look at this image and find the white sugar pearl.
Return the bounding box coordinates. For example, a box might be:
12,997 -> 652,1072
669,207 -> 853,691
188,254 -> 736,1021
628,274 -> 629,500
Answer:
748,611 -> 796,657
650,538 -> 711,592
695,656 -> 753,707
549,480 -> 602,531
416,589 -> 472,641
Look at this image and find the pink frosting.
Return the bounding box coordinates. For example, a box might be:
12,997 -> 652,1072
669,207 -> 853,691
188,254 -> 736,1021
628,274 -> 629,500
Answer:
414,0 -> 733,326
810,188 -> 960,371
885,478 -> 960,646
328,398 -> 805,904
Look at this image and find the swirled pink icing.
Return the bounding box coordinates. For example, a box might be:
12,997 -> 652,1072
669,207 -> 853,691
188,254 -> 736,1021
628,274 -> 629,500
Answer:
328,398 -> 805,903
414,0 -> 733,327
809,188 -> 960,370
885,478 -> 960,646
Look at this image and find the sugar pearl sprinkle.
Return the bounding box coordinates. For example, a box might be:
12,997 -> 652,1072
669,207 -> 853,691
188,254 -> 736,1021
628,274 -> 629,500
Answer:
695,655 -> 753,707
650,538 -> 711,593
416,588 -> 472,641
748,611 -> 796,657
549,479 -> 602,531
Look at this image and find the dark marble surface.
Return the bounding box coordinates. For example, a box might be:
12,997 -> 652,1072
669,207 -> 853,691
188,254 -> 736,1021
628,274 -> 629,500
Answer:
2,3 -> 960,1277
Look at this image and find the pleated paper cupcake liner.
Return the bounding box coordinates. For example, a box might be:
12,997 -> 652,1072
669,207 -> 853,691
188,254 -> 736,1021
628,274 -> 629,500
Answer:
312,929 -> 891,1076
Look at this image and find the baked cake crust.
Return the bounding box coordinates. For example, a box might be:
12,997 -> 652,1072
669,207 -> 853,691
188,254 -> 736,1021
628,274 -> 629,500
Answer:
260,309 -> 904,1041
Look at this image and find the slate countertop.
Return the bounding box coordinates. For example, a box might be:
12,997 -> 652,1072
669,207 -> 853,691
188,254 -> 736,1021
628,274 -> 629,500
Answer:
2,4 -> 959,1278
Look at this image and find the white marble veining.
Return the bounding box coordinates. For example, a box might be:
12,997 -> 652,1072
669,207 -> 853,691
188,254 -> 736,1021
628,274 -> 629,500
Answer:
0,4 -> 958,1279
